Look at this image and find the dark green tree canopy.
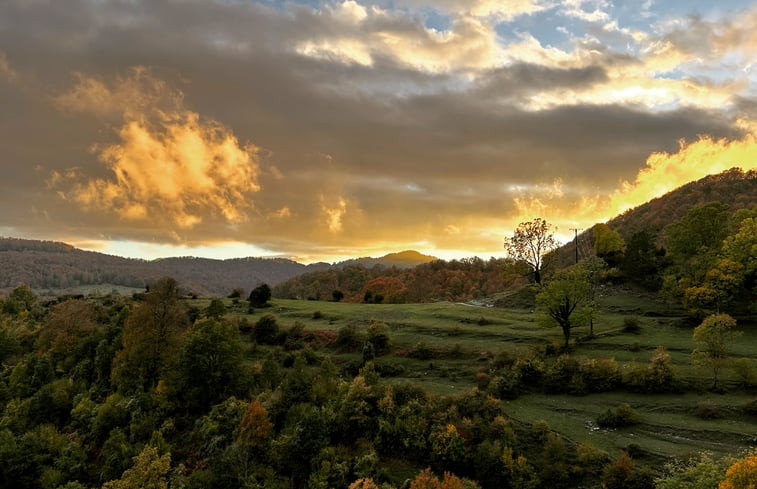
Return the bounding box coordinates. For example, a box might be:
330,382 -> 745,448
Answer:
248,283 -> 271,308
536,264 -> 591,348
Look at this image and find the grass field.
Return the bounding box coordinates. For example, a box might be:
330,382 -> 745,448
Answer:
198,286 -> 757,462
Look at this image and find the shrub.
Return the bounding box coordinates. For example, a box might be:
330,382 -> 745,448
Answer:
512,356 -> 544,385
622,347 -> 676,393
475,372 -> 490,391
530,419 -> 551,442
647,346 -> 675,392
733,358 -> 757,388
254,314 -> 279,344
743,398 -> 757,416
695,400 -> 721,419
544,354 -> 580,393
237,317 -> 252,334
488,374 -> 520,400
336,324 -> 361,349
623,317 -> 641,333
284,322 -> 306,351
366,321 -> 390,354
596,403 -> 640,428
410,342 -> 433,360
720,450 -> 757,489
580,357 -> 621,392
576,442 -> 611,477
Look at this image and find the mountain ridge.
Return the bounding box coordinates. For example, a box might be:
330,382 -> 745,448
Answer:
0,237 -> 436,297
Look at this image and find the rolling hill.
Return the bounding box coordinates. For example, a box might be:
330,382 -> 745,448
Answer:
0,238 -> 441,297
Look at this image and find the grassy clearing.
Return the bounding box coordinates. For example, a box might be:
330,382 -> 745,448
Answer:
204,287 -> 757,463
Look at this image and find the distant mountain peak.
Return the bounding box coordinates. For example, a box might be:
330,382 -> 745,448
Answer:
335,249 -> 438,268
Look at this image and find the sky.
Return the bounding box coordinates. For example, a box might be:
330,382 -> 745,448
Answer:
2,0 -> 757,263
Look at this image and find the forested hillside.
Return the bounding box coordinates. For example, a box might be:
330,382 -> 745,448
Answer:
0,240 -> 441,298
608,168 -> 757,239
273,257 -> 528,303
0,238 -> 326,296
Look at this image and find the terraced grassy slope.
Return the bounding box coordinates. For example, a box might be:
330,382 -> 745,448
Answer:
200,285 -> 757,463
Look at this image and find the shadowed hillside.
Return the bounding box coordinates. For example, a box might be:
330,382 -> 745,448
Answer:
551,168 -> 757,268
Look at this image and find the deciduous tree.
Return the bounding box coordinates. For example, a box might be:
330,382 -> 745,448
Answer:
504,218 -> 558,284
719,449 -> 757,489
111,277 -> 188,391
693,313 -> 739,390
536,264 -> 590,349
248,283 -> 271,308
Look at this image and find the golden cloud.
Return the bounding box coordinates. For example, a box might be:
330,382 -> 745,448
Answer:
54,66 -> 182,119
510,134 -> 757,236
55,69 -> 261,233
296,5 -> 502,72
323,197 -> 348,233
0,51 -> 18,82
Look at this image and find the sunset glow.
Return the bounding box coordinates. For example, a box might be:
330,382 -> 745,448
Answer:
2,1 -> 757,262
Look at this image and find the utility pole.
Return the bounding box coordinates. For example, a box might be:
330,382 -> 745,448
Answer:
570,228 -> 582,264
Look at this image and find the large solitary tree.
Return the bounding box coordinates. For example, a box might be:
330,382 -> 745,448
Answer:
692,313 -> 739,390
504,218 -> 559,284
536,264 -> 591,348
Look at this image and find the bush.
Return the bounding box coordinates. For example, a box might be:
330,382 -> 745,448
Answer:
733,358 -> 757,388
743,398 -> 757,416
336,324 -> 360,349
580,357 -> 621,392
488,374 -> 520,400
409,341 -> 433,360
622,347 -> 676,393
694,400 -> 721,419
237,317 -> 252,334
366,321 -> 390,354
597,403 -> 640,428
623,317 -> 641,333
254,314 -> 279,344
531,419 -> 551,442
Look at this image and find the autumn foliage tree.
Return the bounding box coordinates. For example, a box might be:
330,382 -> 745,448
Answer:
719,450 -> 757,489
693,314 -> 740,390
111,277 -> 189,391
37,299 -> 97,358
504,218 -> 559,284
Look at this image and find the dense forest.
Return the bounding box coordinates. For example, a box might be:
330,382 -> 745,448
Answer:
0,242 -> 438,299
0,239 -> 326,297
273,258 -> 529,303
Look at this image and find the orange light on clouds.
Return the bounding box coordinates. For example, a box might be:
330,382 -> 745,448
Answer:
505,134 -> 757,245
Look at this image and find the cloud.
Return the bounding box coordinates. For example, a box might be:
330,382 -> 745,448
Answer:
53,69 -> 261,234
560,0 -> 610,23
54,66 -> 182,119
398,0 -> 551,21
0,51 -> 18,82
509,134 -> 757,238
1,0 -> 756,261
323,197 -> 348,233
295,5 -> 503,72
